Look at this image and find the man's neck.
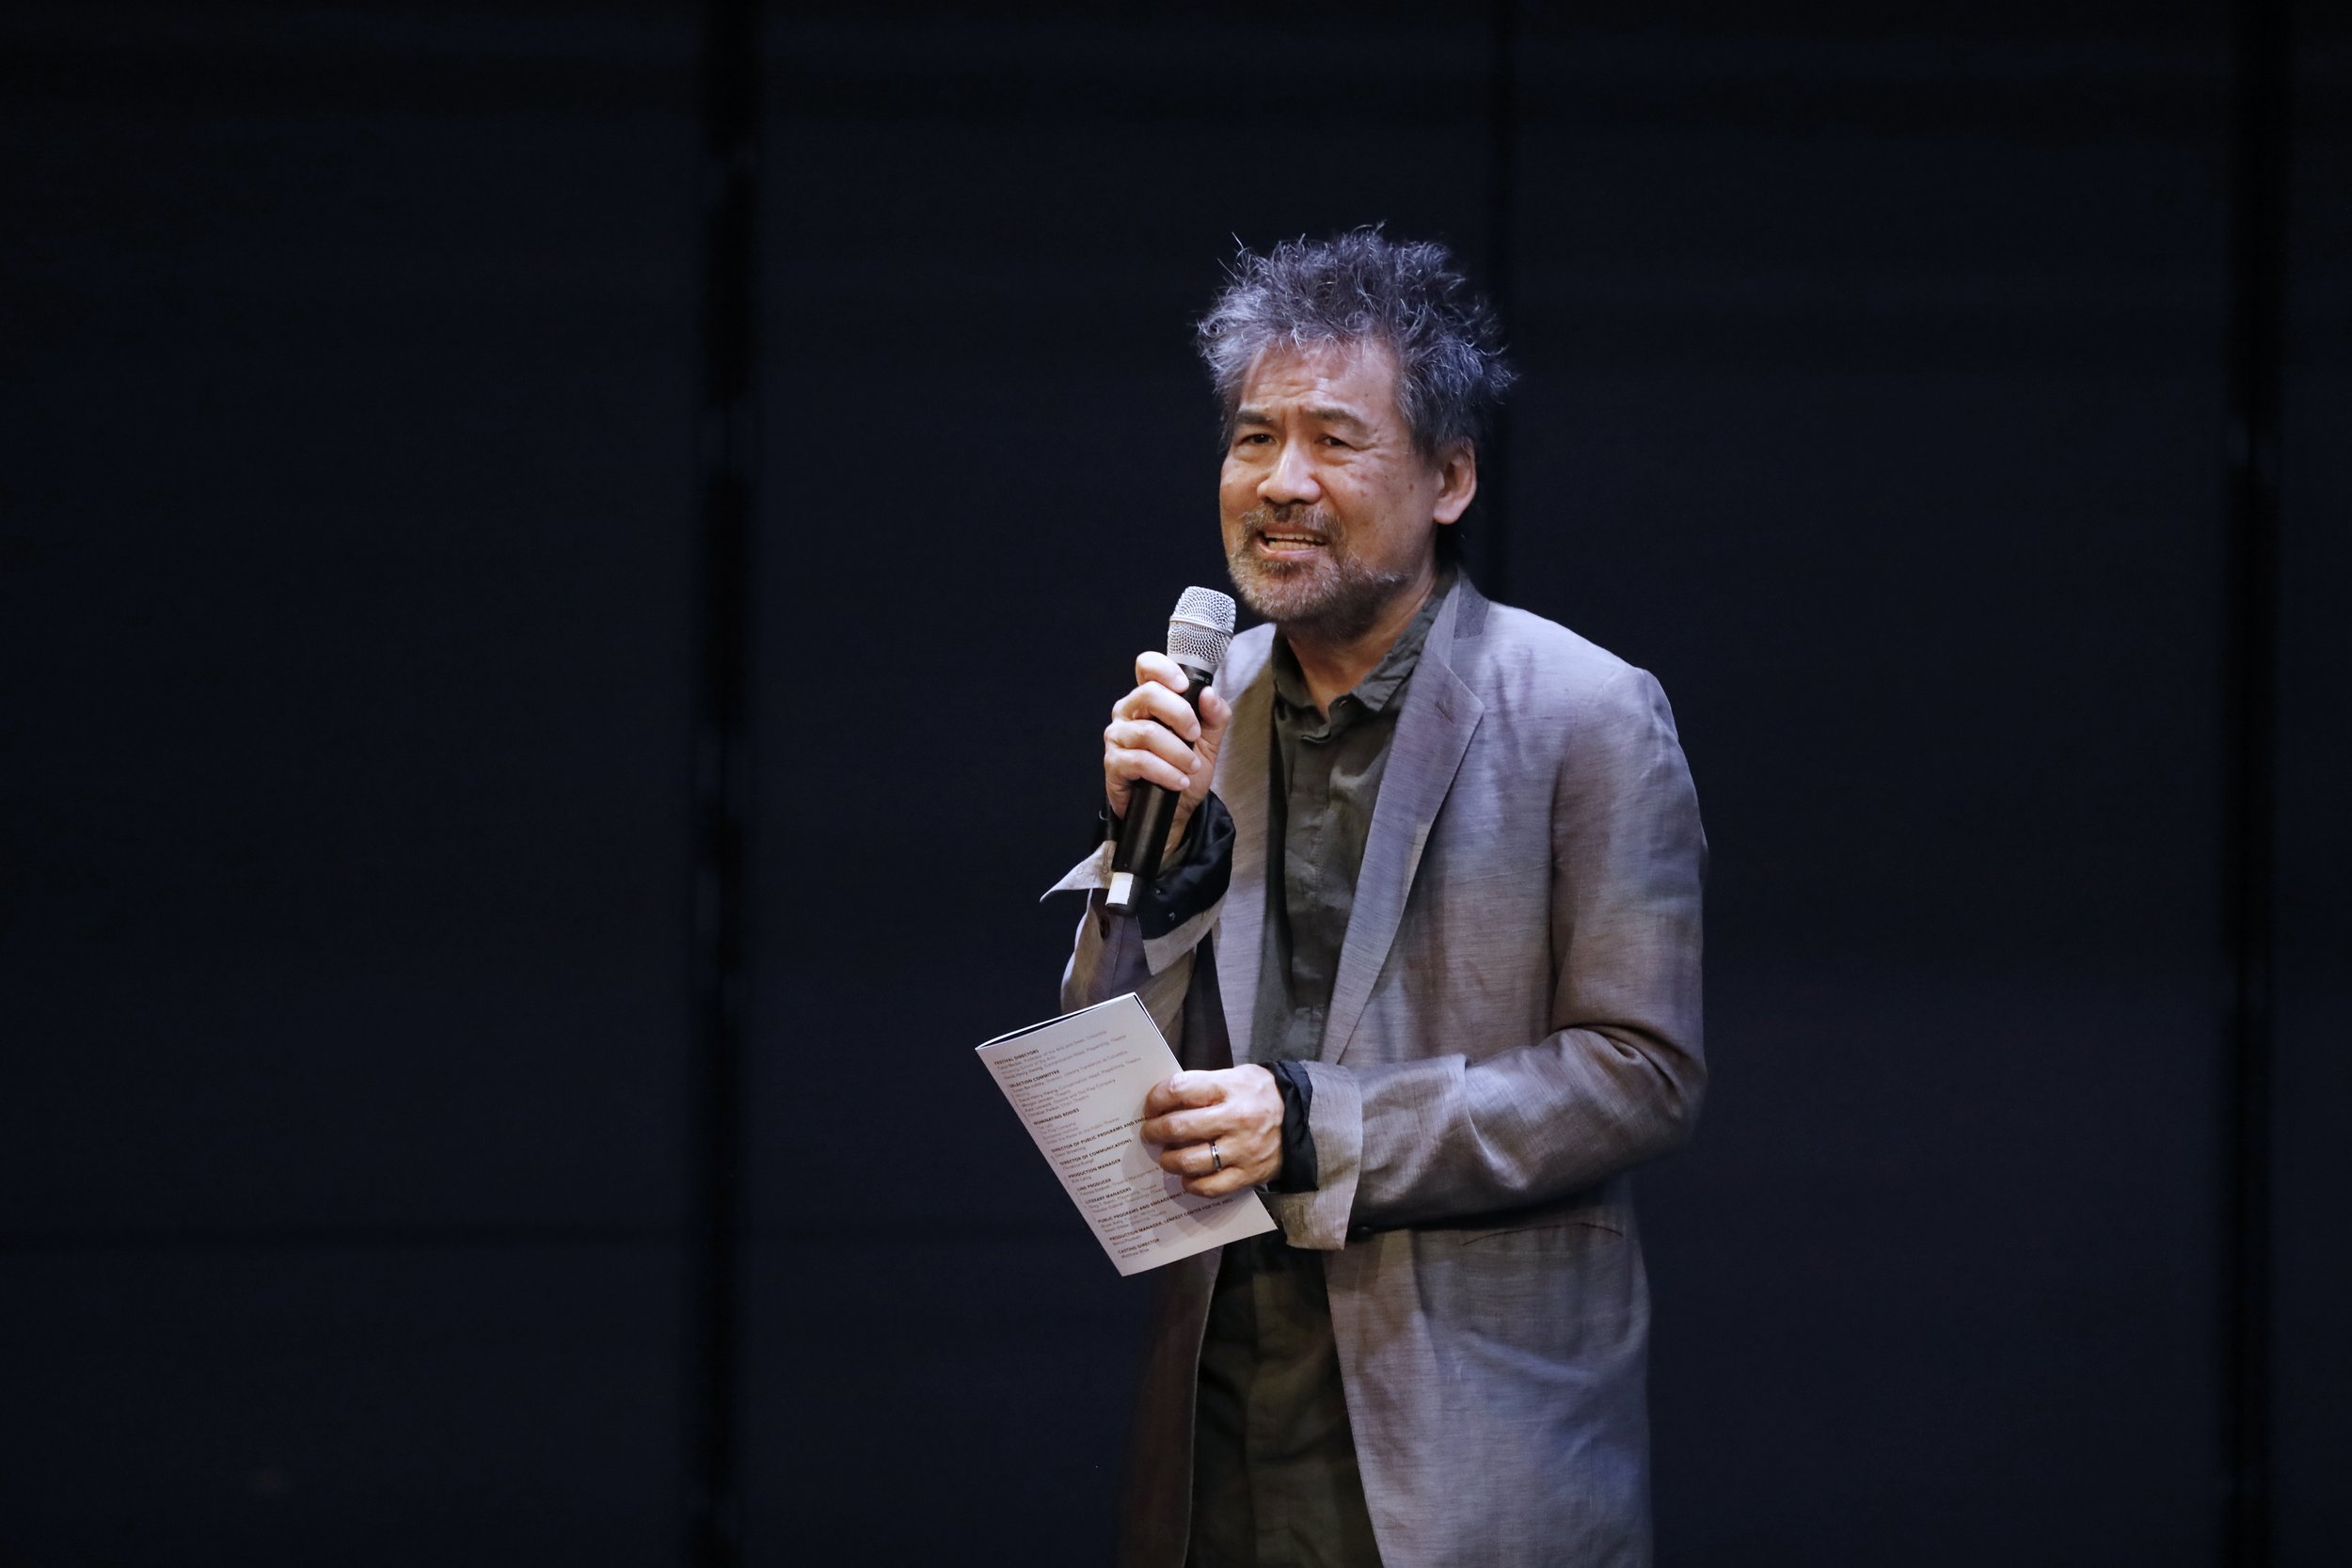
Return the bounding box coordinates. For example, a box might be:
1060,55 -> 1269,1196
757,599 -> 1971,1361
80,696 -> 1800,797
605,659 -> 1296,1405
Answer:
1280,562 -> 1441,715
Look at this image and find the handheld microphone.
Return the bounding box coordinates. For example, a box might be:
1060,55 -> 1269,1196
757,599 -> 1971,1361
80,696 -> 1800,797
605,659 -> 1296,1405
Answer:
1106,587 -> 1236,915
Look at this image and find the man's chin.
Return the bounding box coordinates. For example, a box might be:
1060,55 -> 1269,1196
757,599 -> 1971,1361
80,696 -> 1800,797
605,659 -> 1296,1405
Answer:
1226,561 -> 1327,626
1228,562 -> 1415,643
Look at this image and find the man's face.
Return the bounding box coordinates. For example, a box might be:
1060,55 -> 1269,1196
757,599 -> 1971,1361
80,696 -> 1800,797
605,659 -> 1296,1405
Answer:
1218,339 -> 1470,643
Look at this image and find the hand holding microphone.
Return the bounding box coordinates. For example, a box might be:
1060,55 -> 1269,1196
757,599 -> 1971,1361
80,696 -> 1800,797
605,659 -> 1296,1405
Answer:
1102,588 -> 1236,913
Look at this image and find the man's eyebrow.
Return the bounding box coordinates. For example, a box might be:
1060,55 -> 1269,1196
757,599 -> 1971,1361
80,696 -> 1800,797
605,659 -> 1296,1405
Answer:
1232,404 -> 1374,431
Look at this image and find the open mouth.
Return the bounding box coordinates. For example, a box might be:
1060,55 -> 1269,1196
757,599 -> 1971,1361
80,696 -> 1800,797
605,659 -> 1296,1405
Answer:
1239,507 -> 1338,564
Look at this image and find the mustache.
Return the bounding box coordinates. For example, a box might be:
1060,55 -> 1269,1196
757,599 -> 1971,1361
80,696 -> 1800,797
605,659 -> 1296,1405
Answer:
1240,506 -> 1339,540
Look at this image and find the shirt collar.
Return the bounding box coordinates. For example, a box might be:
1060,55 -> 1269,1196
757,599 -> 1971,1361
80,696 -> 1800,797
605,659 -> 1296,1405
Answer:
1270,565 -> 1455,722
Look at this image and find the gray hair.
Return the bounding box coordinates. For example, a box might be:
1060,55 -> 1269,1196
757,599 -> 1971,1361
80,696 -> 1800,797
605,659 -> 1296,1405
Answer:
1195,227 -> 1516,459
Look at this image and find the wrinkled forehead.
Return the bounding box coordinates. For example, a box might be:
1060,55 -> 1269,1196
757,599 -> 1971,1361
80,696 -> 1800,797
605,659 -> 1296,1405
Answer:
1233,337 -> 1406,424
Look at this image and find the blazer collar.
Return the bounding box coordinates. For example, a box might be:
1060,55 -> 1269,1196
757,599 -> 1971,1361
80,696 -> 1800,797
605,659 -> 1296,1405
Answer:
1321,576 -> 1485,1064
1211,643 -> 1276,1069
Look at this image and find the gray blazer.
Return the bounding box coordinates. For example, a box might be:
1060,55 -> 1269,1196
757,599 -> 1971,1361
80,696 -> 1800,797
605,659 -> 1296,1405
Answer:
1057,577 -> 1707,1568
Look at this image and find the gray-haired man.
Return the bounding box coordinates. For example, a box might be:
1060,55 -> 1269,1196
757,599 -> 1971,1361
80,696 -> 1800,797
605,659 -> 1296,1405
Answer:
1056,230 -> 1708,1568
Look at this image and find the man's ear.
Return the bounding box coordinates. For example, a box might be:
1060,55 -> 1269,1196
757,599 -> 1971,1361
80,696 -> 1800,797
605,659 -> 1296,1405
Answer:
1433,440 -> 1478,526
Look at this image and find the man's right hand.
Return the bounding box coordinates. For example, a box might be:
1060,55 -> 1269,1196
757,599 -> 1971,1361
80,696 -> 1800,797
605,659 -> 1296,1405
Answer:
1103,651 -> 1232,855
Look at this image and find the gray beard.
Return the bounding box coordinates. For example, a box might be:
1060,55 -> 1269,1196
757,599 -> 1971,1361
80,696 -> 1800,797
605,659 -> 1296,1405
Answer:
1226,507 -> 1417,645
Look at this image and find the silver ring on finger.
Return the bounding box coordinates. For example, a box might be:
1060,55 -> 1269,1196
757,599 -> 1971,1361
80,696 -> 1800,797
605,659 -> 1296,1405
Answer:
1209,1142 -> 1222,1174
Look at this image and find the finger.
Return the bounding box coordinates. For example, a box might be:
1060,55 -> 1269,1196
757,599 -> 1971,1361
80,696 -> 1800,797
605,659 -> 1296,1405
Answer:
1140,1072 -> 1224,1124
1157,1138 -> 1251,1181
1104,714 -> 1199,773
1197,687 -> 1232,741
1138,1071 -> 1232,1132
1104,733 -> 1194,797
1138,1106 -> 1232,1147
1181,1164 -> 1263,1199
1160,1070 -> 1229,1107
1192,1127 -> 1280,1190
1153,1144 -> 1214,1179
1134,651 -> 1192,698
1111,680 -> 1202,743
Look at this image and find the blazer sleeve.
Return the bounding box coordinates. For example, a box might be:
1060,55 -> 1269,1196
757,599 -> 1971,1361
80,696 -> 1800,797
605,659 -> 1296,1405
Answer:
1279,663 -> 1707,1245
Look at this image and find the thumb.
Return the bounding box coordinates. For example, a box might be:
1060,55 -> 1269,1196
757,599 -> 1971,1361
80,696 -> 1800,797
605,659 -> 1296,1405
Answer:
1199,688 -> 1233,744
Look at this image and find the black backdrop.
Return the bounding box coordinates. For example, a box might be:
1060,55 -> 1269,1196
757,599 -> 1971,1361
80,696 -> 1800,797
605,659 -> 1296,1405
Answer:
2,3 -> 2344,1565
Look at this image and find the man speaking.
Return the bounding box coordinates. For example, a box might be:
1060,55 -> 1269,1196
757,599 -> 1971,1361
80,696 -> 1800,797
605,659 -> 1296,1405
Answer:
1050,229 -> 1708,1568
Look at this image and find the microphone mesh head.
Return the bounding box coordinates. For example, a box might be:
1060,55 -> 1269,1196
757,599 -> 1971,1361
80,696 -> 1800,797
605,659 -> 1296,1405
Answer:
1166,586 -> 1237,674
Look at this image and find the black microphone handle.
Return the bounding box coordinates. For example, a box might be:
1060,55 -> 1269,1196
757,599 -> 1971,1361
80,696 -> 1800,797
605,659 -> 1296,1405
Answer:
1105,661 -> 1215,914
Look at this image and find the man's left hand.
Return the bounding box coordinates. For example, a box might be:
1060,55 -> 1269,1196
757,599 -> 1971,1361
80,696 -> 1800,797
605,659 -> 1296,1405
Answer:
1140,1066 -> 1284,1196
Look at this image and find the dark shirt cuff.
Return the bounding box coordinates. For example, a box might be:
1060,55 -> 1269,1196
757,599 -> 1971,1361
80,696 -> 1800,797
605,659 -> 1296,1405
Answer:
1125,793 -> 1234,941
1265,1058 -> 1319,1192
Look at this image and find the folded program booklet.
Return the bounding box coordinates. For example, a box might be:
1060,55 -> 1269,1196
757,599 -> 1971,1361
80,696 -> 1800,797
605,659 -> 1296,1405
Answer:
977,992 -> 1276,1275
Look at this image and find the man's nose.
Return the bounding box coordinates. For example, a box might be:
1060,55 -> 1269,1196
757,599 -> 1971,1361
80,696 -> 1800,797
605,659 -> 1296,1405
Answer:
1260,439 -> 1321,506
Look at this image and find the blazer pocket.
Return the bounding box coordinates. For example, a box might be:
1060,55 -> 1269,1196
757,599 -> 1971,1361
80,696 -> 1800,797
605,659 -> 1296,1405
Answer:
1442,1192 -> 1625,1246
1454,1214 -> 1622,1246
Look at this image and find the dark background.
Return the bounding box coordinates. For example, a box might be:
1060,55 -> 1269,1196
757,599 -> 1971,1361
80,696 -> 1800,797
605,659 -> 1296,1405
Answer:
2,2 -> 2344,1564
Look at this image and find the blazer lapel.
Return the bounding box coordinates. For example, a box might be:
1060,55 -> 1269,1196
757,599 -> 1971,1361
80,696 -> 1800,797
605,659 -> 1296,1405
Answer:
1212,653 -> 1276,1068
1322,579 -> 1486,1065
